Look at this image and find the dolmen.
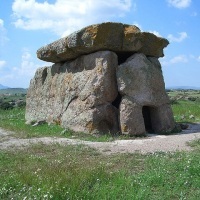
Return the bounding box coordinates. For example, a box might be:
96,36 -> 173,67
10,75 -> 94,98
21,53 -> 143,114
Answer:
25,22 -> 175,136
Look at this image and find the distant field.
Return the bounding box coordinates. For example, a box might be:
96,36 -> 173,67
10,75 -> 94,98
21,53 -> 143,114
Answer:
167,90 -> 200,123
0,88 -> 27,95
167,89 -> 200,98
0,89 -> 26,110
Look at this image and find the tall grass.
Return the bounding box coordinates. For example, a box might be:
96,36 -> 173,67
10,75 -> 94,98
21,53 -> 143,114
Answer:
0,143 -> 200,199
172,100 -> 200,123
0,94 -> 200,199
0,99 -> 200,140
0,108 -> 64,138
0,108 -> 116,141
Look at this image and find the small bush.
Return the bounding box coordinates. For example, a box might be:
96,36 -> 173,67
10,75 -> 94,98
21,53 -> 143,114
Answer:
0,102 -> 14,110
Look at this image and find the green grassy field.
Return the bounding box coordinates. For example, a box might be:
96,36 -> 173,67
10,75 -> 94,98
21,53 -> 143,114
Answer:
1,97 -> 199,139
172,100 -> 200,123
0,141 -> 200,199
0,90 -> 200,199
168,90 -> 200,123
0,108 -> 117,142
1,97 -> 199,142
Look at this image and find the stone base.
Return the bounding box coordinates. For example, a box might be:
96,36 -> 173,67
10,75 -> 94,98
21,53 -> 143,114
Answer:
26,51 -> 175,136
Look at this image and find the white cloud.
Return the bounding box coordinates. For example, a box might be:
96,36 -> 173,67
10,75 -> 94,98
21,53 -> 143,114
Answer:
13,50 -> 41,77
0,60 -> 6,70
170,55 -> 188,63
149,30 -> 162,37
0,19 -> 9,46
12,0 -> 132,37
160,57 -> 168,66
160,55 -> 188,66
0,19 -> 3,27
197,56 -> 200,62
132,22 -> 162,37
0,50 -> 44,87
167,32 -> 188,42
167,0 -> 191,9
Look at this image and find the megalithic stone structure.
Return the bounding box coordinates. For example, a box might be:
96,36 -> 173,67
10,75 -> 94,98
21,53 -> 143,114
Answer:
26,22 -> 175,136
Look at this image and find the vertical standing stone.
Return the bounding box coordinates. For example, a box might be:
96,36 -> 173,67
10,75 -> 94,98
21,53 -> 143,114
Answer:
117,53 -> 175,135
120,96 -> 146,136
26,51 -> 119,134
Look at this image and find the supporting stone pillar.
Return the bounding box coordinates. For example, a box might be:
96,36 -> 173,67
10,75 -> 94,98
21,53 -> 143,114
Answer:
150,104 -> 175,133
120,96 -> 146,136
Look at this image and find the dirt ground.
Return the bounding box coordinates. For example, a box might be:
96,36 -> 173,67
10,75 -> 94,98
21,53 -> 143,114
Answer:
0,123 -> 200,154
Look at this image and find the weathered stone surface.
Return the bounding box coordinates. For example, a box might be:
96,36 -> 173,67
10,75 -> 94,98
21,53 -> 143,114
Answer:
149,104 -> 175,133
26,51 -> 119,134
117,53 -> 169,106
119,96 -> 175,136
120,96 -> 146,136
61,100 -> 119,134
37,22 -> 169,63
27,22 -> 175,136
117,53 -> 175,135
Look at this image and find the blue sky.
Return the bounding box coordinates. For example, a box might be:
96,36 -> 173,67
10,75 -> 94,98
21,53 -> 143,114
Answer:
0,0 -> 199,88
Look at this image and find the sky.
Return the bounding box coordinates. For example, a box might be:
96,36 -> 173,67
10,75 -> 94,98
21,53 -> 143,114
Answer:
0,0 -> 199,88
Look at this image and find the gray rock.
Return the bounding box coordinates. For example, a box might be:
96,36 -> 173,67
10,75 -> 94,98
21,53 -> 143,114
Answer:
26,51 -> 119,134
120,96 -> 146,136
117,53 -> 175,135
179,123 -> 189,130
37,22 -> 169,63
32,120 -> 46,127
149,104 -> 175,133
26,23 -> 175,136
189,115 -> 195,119
61,99 -> 119,134
117,53 -> 170,105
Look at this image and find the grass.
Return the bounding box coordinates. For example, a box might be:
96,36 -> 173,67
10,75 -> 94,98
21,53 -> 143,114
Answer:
0,89 -> 200,140
0,108 -> 64,138
1,97 -> 200,141
0,108 -> 118,142
172,100 -> 200,123
0,142 -> 199,200
168,90 -> 200,123
0,90 -> 200,199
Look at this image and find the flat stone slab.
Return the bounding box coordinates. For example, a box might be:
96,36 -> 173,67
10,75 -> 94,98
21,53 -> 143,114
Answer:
37,22 -> 169,63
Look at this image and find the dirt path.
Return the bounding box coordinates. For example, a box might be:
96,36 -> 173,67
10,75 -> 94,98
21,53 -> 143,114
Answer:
0,124 -> 200,154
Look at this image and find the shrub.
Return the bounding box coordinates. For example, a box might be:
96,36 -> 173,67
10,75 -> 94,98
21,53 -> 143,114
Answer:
0,102 -> 14,110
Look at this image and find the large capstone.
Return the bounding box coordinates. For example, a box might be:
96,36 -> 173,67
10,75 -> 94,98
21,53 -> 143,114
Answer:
37,22 -> 169,63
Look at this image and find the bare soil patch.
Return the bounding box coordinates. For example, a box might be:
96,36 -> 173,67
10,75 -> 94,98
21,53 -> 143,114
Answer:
0,123 -> 200,154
